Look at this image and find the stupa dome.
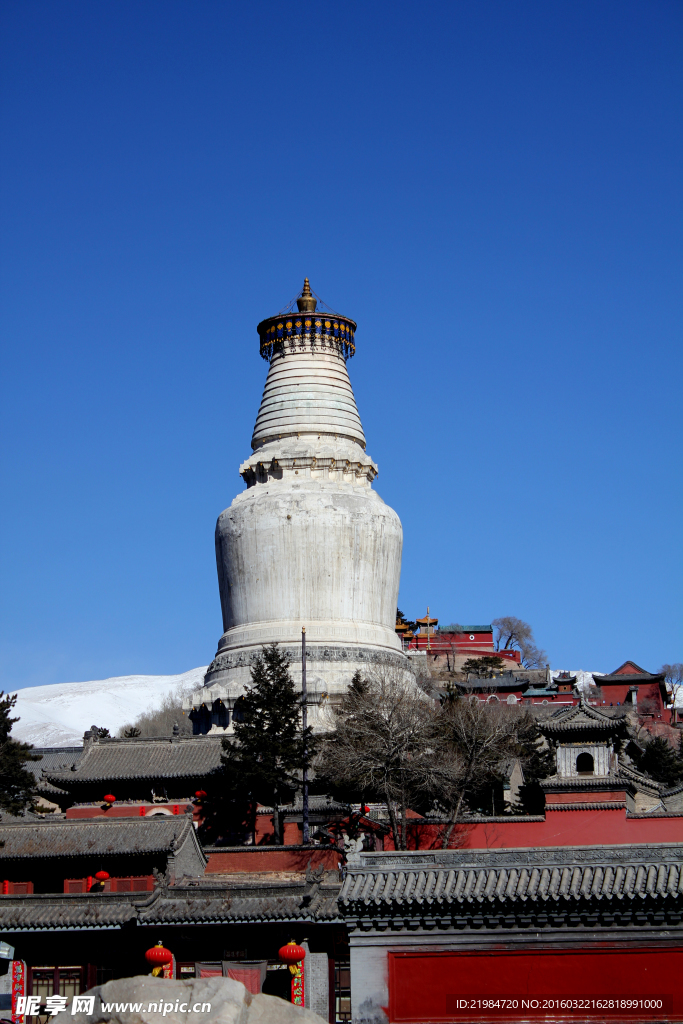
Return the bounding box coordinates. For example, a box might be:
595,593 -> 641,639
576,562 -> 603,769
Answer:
185,280 -> 410,732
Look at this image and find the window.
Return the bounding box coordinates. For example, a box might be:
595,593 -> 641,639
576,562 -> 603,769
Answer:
29,967 -> 84,1020
335,958 -> 351,1022
576,752 -> 594,775
112,877 -> 153,892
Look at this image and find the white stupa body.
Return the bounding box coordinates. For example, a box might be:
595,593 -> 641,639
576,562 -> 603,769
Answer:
185,283 -> 409,732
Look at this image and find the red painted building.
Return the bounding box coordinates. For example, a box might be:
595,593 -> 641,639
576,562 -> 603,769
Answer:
400,619 -> 521,665
342,700 -> 682,1021
341,842 -> 683,1024
593,660 -> 668,714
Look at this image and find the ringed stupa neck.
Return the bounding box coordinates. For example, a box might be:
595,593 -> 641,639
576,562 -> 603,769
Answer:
251,279 -> 365,451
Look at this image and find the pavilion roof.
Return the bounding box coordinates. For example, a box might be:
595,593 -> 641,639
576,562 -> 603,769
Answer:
44,735 -> 224,785
540,697 -> 627,735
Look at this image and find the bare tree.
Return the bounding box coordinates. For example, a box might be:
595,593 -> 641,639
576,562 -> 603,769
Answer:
318,671 -> 529,852
118,685 -> 193,738
431,694 -> 521,847
316,671 -> 439,851
492,616 -> 547,669
661,663 -> 683,715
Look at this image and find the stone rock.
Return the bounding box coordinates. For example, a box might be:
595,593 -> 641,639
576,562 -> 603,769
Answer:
54,975 -> 327,1024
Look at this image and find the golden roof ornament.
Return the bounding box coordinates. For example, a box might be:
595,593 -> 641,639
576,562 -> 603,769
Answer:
296,278 -> 317,313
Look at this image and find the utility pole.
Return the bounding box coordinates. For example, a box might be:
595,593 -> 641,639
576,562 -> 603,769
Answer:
301,627 -> 309,844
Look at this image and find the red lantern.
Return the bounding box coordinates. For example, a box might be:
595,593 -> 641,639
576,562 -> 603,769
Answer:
94,871 -> 109,882
278,941 -> 306,965
103,794 -> 116,804
279,941 -> 306,1006
194,790 -> 207,799
361,805 -> 370,814
145,942 -> 173,977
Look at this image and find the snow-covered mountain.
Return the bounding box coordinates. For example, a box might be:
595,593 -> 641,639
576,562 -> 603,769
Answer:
550,670 -> 602,692
9,667 -> 208,748
10,665 -> 670,750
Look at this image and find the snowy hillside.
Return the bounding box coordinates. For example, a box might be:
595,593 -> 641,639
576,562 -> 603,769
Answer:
9,666 -> 207,748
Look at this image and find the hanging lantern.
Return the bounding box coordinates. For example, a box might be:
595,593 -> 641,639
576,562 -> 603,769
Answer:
361,805 -> 370,815
194,790 -> 207,799
94,871 -> 110,882
103,794 -> 116,804
279,941 -> 306,1006
278,941 -> 306,966
145,942 -> 173,977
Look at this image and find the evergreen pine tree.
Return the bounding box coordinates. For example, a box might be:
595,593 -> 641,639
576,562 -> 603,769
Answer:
461,656 -> 507,678
0,693 -> 41,815
201,645 -> 313,845
635,736 -> 683,786
396,609 -> 417,633
513,713 -> 556,814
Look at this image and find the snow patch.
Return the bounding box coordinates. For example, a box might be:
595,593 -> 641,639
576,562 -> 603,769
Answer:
9,667 -> 208,747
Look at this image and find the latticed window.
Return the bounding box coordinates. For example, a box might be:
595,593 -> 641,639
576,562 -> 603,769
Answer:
29,967 -> 84,1021
334,958 -> 351,1022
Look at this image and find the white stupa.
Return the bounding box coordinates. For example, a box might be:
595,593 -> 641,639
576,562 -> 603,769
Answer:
185,280 -> 410,732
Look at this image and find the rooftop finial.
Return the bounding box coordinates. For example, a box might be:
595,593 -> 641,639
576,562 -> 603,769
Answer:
296,278 -> 317,313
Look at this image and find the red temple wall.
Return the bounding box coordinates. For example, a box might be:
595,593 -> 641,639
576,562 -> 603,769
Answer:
204,846 -> 340,874
385,810 -> 683,851
387,946 -> 683,1023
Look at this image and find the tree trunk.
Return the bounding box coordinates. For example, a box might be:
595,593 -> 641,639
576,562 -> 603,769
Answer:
384,786 -> 401,851
399,787 -> 408,851
442,789 -> 466,849
273,785 -> 281,844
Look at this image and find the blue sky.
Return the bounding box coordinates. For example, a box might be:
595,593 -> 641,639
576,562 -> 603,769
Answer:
1,0 -> 681,689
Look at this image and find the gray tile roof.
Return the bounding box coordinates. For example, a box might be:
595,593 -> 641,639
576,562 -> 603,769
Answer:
140,883 -> 342,925
541,762 -> 663,796
599,672 -> 664,683
27,748 -> 82,781
339,843 -> 683,911
29,748 -> 83,798
0,879 -> 342,931
45,736 -> 224,785
540,698 -> 626,734
0,895 -> 138,931
0,816 -> 197,860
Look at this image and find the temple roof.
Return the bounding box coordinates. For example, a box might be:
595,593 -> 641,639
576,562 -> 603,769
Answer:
597,661 -> 665,683
540,698 -> 627,735
438,625 -> 492,634
26,747 -> 82,798
0,876 -> 342,931
0,816 -> 204,862
45,735 -> 224,786
339,842 -> 683,912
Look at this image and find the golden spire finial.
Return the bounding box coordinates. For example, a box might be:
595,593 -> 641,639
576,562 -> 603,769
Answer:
296,277 -> 317,313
